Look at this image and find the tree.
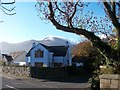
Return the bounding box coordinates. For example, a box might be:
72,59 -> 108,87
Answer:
36,0 -> 120,74
73,41 -> 96,57
0,0 -> 16,22
73,41 -> 105,72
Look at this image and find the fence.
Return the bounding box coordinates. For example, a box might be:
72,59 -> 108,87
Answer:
2,66 -> 84,79
2,66 -> 30,77
99,74 -> 120,90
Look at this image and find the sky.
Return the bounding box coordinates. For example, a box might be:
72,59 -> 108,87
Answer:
0,1 -> 106,43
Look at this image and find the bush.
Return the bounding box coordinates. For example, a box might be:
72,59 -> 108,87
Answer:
89,77 -> 100,90
0,61 -> 6,66
30,67 -> 65,79
67,66 -> 84,77
30,66 -> 85,79
100,67 -> 114,74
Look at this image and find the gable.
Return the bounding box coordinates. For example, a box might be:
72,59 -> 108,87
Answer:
26,43 -> 48,57
35,44 -> 48,50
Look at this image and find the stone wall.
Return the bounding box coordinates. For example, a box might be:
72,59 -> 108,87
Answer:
99,74 -> 120,90
2,66 -> 30,77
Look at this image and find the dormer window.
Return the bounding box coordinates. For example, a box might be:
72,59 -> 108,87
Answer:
35,49 -> 44,58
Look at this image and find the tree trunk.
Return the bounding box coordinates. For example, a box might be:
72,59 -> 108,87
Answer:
117,29 -> 120,52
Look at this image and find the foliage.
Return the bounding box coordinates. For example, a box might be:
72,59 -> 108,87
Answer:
73,41 -> 105,68
73,41 -> 105,59
72,41 -> 104,89
73,41 -> 113,89
30,66 -> 85,79
73,41 -> 94,57
100,67 -> 114,74
89,76 -> 100,90
0,60 -> 6,66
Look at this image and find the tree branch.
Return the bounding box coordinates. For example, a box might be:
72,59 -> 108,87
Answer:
69,0 -> 80,22
48,1 -> 117,59
49,2 -> 99,40
0,0 -> 16,15
1,6 -> 15,12
68,0 -> 80,28
55,2 -> 72,27
103,1 -> 120,29
1,0 -> 15,4
0,7 -> 16,15
112,1 -> 116,15
55,2 -> 67,15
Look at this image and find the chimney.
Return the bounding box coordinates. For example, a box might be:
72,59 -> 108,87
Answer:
66,41 -> 69,47
32,42 -> 36,47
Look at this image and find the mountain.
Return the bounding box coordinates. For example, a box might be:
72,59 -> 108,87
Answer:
41,36 -> 74,46
0,36 -> 75,54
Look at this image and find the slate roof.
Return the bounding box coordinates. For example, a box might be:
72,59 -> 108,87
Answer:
26,43 -> 68,57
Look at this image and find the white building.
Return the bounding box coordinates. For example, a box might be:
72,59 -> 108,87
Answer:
26,42 -> 72,67
9,51 -> 27,66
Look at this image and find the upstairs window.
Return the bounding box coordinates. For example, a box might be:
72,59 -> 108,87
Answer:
35,49 -> 44,58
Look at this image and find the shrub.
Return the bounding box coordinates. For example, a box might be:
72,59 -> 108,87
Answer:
89,77 -> 100,90
100,67 -> 114,74
30,66 -> 85,79
0,60 -> 6,66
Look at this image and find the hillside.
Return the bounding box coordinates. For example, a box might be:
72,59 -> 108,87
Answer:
0,36 -> 75,54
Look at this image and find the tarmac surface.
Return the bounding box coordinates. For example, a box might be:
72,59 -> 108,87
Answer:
1,73 -> 91,90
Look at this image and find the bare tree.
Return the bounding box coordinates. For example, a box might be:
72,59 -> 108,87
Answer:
36,0 -> 120,73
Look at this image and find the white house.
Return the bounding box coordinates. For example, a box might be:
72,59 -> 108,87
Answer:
26,42 -> 72,67
9,51 -> 27,66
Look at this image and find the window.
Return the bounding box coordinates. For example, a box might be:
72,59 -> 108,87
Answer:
35,49 -> 44,58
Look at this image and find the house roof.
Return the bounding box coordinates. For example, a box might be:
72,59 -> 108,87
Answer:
9,51 -> 26,60
26,43 -> 68,57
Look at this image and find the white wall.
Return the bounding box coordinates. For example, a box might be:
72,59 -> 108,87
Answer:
53,56 -> 66,63
30,44 -> 49,67
14,62 -> 26,66
53,47 -> 72,66
13,52 -> 26,64
26,43 -> 72,67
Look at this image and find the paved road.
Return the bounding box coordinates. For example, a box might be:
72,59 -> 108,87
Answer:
1,74 -> 90,90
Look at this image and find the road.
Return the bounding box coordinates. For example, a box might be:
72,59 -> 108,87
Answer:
1,74 -> 90,90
